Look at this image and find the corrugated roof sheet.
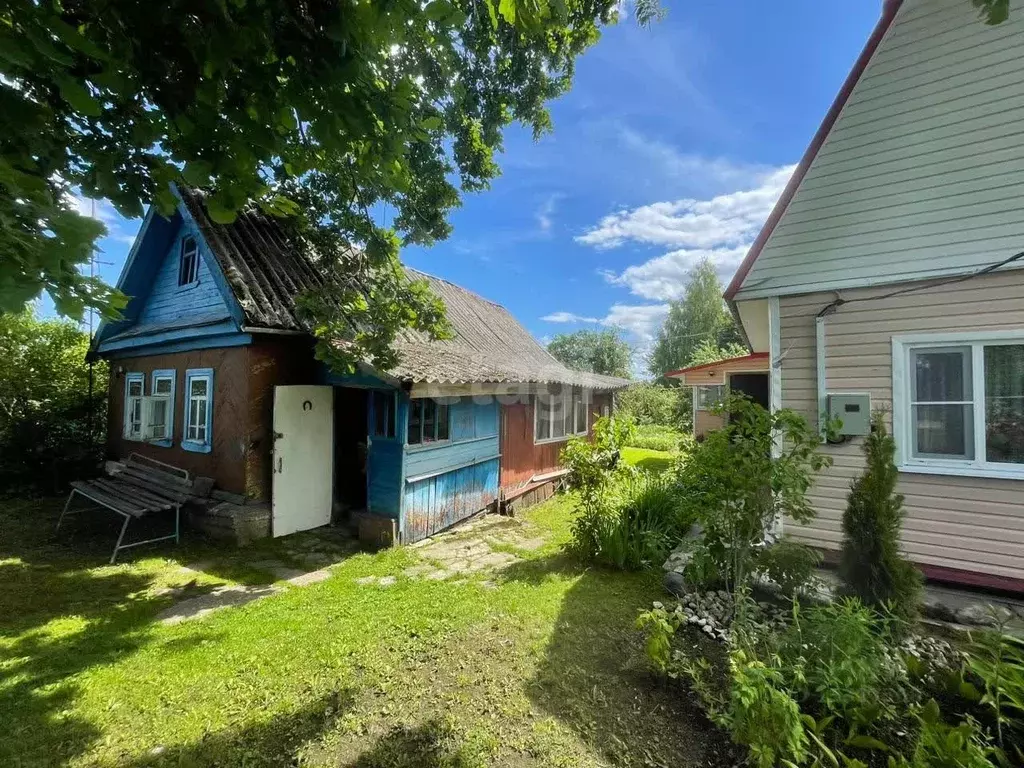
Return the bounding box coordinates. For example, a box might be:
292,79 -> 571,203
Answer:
179,188 -> 629,390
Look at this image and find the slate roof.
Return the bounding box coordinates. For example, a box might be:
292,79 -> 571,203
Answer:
179,188 -> 629,390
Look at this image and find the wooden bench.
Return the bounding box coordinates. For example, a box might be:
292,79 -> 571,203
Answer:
57,453 -> 192,564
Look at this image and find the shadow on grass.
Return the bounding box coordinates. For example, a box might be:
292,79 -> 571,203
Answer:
347,720 -> 484,768
634,455 -> 675,474
503,551 -> 740,767
0,498 -> 258,764
111,690 -> 353,768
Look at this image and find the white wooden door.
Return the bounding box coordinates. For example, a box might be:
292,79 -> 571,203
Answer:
272,385 -> 333,537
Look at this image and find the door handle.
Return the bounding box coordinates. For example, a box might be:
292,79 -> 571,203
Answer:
277,457 -> 283,473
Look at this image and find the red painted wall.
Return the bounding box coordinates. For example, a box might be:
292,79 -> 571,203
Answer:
499,392 -> 612,491
106,337 -> 316,498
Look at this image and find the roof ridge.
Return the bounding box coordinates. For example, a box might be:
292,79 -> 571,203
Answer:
405,266 -> 507,311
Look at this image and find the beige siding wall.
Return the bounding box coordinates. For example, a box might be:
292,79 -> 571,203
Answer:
739,0 -> 1024,299
694,410 -> 725,440
780,270 -> 1024,582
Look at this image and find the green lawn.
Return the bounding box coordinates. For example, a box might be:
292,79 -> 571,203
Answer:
621,446 -> 677,475
0,448 -> 726,767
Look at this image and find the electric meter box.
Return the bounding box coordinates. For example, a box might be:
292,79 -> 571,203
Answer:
827,393 -> 871,436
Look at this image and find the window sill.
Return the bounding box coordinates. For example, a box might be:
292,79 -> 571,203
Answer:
182,440 -> 212,454
149,439 -> 172,448
406,439 -> 452,452
898,462 -> 1024,482
176,281 -> 200,293
534,433 -> 587,446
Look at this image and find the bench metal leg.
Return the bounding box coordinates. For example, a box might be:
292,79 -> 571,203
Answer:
56,489 -> 78,533
110,511 -> 132,565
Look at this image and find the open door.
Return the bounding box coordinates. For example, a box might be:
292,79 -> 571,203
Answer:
272,385 -> 333,537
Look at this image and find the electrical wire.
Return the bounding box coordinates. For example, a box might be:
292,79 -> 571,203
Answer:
816,248 -> 1024,318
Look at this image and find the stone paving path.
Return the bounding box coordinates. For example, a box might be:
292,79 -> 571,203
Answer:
156,513 -> 549,623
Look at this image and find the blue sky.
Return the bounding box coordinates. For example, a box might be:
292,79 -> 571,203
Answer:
67,1 -> 879,363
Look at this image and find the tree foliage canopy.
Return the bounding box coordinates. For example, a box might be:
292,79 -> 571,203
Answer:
647,259 -> 743,380
547,328 -> 632,378
1,0 -> 633,371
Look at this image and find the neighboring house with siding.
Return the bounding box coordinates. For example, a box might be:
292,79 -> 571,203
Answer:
93,186 -> 626,545
725,0 -> 1024,591
665,353 -> 770,439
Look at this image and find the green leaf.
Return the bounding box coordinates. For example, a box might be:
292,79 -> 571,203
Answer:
181,160 -> 214,187
498,0 -> 516,25
484,0 -> 499,28
920,698 -> 941,726
206,197 -> 237,224
424,0 -> 453,21
58,77 -> 102,116
844,735 -> 889,752
421,115 -> 443,130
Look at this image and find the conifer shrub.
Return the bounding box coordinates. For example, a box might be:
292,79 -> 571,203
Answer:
838,411 -> 922,623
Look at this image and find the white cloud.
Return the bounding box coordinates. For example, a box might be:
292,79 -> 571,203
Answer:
581,163 -> 795,300
68,193 -> 122,226
617,128 -> 778,193
600,302 -> 670,343
603,245 -> 749,301
577,164 -> 794,251
541,303 -> 668,342
542,311 -> 600,324
535,193 -> 562,234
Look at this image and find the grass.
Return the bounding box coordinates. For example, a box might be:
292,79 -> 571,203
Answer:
621,446 -> 677,475
623,424 -> 683,453
0,449 -> 726,767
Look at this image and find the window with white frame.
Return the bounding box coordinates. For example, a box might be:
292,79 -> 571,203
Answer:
535,387 -> 589,444
145,370 -> 175,443
696,385 -> 725,411
178,235 -> 199,286
123,373 -> 144,440
894,334 -> 1024,477
183,369 -> 213,451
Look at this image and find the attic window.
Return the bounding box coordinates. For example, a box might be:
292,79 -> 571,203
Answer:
178,236 -> 199,286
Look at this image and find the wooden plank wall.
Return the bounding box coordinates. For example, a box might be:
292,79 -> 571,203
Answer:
499,392 -> 611,491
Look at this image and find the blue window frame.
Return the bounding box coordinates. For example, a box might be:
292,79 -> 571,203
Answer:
182,368 -> 214,453
178,235 -> 199,286
123,372 -> 144,441
371,390 -> 396,439
407,398 -> 450,445
149,369 -> 176,447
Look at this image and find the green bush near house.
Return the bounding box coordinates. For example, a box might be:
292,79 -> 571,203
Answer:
0,310 -> 106,496
615,381 -> 688,430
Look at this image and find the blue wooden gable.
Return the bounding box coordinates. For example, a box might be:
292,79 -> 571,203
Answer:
94,196 -> 249,359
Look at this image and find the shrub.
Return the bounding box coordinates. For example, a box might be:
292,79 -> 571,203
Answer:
682,540 -> 726,591
780,598 -> 904,723
571,472 -> 691,570
755,538 -> 822,598
675,395 -> 832,591
965,629 -> 1024,761
839,412 -> 922,623
615,381 -> 687,428
623,424 -> 682,452
897,700 -> 997,768
725,650 -> 808,768
0,310 -> 107,496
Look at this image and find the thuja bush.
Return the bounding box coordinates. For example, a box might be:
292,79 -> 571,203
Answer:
839,411 -> 922,623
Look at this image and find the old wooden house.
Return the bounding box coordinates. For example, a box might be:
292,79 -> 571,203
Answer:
93,187 -> 627,544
